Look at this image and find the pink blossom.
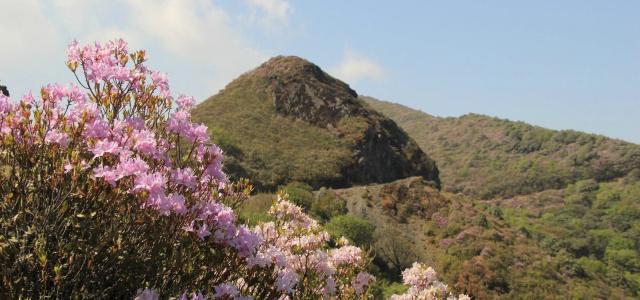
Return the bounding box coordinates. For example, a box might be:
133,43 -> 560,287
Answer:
330,245 -> 362,266
134,288 -> 159,300
196,224 -> 211,240
167,193 -> 187,215
171,168 -> 196,188
113,157 -> 149,180
176,94 -> 196,111
84,119 -> 110,138
133,172 -> 166,195
275,270 -> 299,293
132,129 -> 157,155
44,129 -> 69,147
353,272 -> 374,295
213,283 -> 239,299
91,139 -> 120,158
67,40 -> 81,65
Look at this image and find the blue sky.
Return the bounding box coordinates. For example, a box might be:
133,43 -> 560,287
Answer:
1,1 -> 639,143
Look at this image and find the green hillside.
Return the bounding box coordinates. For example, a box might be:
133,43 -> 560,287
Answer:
362,96 -> 640,199
192,57 -> 439,191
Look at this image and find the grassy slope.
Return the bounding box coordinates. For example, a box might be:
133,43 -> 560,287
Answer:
192,75 -> 353,190
362,96 -> 640,199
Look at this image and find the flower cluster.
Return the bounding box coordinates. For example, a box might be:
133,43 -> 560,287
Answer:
390,262 -> 470,300
250,194 -> 376,298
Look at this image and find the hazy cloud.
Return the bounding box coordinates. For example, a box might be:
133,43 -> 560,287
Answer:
330,50 -> 384,84
246,0 -> 292,26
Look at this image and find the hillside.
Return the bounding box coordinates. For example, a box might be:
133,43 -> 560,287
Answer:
338,177 -> 639,298
192,57 -> 439,190
362,96 -> 640,199
238,177 -> 636,299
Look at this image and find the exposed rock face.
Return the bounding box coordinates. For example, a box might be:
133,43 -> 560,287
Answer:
253,56 -> 440,187
252,56 -> 365,126
194,56 -> 440,189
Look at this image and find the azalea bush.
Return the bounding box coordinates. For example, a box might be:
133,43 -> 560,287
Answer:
0,38 -> 468,299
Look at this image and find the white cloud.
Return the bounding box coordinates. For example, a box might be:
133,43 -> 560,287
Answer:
330,50 -> 384,83
245,0 -> 292,28
0,0 -> 271,100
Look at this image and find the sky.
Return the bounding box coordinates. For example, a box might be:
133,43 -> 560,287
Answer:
1,0 -> 639,143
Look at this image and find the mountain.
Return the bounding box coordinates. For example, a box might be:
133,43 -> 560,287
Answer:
192,56 -> 440,190
362,96 -> 640,199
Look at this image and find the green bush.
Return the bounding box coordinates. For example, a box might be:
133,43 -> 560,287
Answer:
325,215 -> 376,246
281,182 -> 313,210
310,188 -> 347,221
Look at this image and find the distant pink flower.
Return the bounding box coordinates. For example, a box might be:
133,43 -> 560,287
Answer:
353,272 -> 375,295
330,245 -> 362,266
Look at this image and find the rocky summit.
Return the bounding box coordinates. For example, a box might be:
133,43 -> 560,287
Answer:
192,56 -> 440,190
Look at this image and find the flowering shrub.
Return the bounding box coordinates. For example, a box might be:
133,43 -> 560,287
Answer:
390,262 -> 470,300
251,194 -> 375,298
0,38 -> 279,299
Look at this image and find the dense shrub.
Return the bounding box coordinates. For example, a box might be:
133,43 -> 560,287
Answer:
325,215 -> 376,246
280,182 -> 313,210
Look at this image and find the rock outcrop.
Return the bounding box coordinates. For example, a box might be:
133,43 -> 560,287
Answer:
193,56 -> 440,189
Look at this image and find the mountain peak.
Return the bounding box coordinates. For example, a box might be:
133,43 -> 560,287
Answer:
193,56 -> 440,190
242,55 -> 360,127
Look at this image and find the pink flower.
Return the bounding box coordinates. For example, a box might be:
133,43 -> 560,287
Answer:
275,270 -> 299,293
133,172 -> 166,195
91,139 -> 120,158
232,225 -> 263,257
353,272 -> 375,295
93,165 -> 117,185
84,119 -> 110,138
113,157 -> 149,180
44,129 -> 69,147
67,40 -> 81,65
213,283 -> 239,299
196,224 -> 211,240
132,129 -> 157,155
151,71 -> 170,98
171,168 -> 196,188
167,193 -> 187,215
176,94 -> 196,111
330,245 -> 362,266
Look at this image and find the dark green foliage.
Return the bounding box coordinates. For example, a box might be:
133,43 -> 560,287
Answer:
310,188 -> 347,222
281,182 -> 314,210
325,215 -> 376,246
